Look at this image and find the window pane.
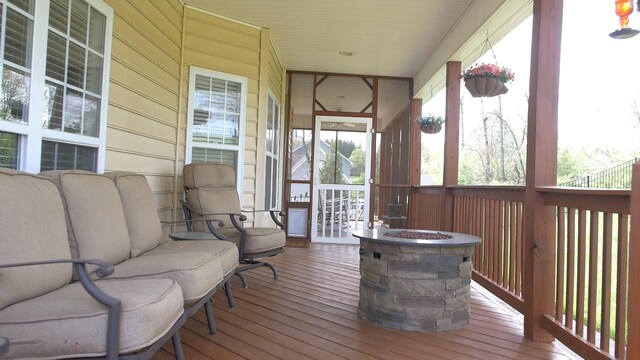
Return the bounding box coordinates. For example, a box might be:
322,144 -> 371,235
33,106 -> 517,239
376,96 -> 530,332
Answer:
4,8 -> 32,68
225,113 -> 239,145
273,104 -> 280,154
83,94 -> 99,136
67,42 -> 85,89
1,66 -> 30,123
69,0 -> 88,43
43,81 -> 64,130
85,52 -> 102,94
41,140 -> 96,171
49,0 -> 68,33
0,131 -> 18,169
46,31 -> 67,82
44,0 -> 105,139
192,147 -> 237,169
88,7 -> 105,53
272,158 -> 278,208
9,0 -> 34,13
265,157 -> 272,209
226,81 -> 241,113
63,88 -> 82,133
267,97 -> 273,152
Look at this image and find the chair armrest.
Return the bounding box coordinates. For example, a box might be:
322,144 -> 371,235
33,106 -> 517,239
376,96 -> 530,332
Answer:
0,259 -> 121,360
241,209 -> 285,230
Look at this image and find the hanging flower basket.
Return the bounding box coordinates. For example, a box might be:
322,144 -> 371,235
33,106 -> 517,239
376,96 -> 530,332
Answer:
464,76 -> 508,98
462,63 -> 514,98
416,115 -> 444,134
419,123 -> 442,134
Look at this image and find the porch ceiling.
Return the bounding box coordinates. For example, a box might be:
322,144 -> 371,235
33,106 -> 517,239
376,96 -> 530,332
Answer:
183,1 -> 524,89
185,0 -> 470,78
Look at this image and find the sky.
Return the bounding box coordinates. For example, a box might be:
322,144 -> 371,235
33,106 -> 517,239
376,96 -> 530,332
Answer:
423,0 -> 640,156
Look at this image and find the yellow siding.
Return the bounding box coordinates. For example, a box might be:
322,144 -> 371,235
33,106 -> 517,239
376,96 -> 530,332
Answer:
105,0 -> 183,221
181,7 -> 261,220
103,1 -> 284,225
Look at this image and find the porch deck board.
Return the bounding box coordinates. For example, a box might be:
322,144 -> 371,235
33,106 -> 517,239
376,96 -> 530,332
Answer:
154,244 -> 572,359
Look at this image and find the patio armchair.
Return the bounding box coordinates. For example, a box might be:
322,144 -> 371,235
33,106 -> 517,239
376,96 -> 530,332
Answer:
40,170 -> 237,335
182,163 -> 286,287
0,168 -> 186,360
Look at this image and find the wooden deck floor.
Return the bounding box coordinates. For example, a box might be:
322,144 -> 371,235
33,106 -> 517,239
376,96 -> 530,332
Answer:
154,244 -> 574,360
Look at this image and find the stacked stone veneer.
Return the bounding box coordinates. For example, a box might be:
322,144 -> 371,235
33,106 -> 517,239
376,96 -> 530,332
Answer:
358,239 -> 475,332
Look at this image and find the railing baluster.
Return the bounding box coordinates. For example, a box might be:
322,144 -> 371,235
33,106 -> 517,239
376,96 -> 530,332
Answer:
587,211 -> 599,344
615,215 -> 628,359
556,207 -> 566,322
600,212 -> 613,352
565,208 -> 576,330
576,209 -> 587,336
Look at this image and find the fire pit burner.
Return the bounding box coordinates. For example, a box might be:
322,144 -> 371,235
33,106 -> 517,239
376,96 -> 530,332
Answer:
382,230 -> 453,240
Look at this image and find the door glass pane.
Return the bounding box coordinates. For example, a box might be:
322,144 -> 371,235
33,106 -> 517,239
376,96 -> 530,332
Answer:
0,131 -> 18,169
319,128 -> 366,185
46,31 -> 66,82
288,129 -> 312,181
43,81 -> 64,130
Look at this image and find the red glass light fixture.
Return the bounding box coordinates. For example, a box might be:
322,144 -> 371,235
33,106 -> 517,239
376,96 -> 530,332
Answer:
610,0 -> 640,38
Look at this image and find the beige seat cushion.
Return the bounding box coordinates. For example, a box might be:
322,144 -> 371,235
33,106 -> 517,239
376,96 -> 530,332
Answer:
219,227 -> 286,255
0,278 -> 183,359
183,163 -> 242,233
39,171 -> 131,269
0,169 -> 72,310
145,240 -> 239,278
109,253 -> 224,305
105,172 -> 165,257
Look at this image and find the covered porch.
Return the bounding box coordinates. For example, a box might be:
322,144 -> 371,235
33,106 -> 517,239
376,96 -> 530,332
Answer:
154,244 -> 574,360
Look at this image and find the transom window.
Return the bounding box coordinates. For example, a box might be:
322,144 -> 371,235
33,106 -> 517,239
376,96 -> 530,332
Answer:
187,67 -> 246,194
0,0 -> 112,172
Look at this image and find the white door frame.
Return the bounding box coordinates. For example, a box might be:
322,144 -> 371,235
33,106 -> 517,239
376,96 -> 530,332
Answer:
311,115 -> 372,244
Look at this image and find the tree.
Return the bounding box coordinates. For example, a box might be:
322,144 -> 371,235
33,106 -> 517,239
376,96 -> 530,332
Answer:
319,140 -> 345,186
349,147 -> 366,179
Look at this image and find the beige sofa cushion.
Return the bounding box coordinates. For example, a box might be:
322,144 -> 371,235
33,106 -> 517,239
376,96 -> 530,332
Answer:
145,240 -> 239,278
105,172 -> 164,257
40,171 -> 131,269
0,169 -> 72,310
0,278 -> 183,359
219,227 -> 286,255
109,252 -> 224,305
183,163 -> 241,232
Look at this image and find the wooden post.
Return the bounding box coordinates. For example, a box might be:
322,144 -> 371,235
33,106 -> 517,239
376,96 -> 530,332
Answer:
442,61 -> 461,232
523,0 -> 563,342
627,162 -> 640,358
408,98 -> 422,228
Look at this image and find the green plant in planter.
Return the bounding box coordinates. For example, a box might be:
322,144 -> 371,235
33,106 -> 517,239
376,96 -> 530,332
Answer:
416,115 -> 444,134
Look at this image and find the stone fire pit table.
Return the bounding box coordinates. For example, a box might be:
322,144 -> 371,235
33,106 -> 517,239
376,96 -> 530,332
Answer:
353,229 -> 480,332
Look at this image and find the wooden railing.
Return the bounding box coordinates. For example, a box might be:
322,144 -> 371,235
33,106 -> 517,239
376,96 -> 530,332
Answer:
410,177 -> 637,359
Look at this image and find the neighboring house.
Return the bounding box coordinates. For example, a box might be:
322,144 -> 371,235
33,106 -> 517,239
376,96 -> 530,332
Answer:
290,139 -> 353,200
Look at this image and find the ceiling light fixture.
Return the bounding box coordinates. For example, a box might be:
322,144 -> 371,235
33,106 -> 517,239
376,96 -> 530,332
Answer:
338,51 -> 353,57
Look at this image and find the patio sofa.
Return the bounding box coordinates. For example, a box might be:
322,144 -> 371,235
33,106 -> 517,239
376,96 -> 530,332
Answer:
0,168 -> 186,359
40,170 -> 239,335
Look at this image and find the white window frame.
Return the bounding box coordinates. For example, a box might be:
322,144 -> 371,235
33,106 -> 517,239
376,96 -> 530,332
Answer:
264,90 -> 281,210
0,0 -> 113,173
186,66 -> 246,196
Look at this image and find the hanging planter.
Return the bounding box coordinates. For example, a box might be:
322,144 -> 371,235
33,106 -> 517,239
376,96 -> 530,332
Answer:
416,115 -> 444,134
462,63 -> 514,98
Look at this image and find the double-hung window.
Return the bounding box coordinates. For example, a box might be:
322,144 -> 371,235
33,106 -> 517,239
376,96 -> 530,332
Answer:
0,0 -> 112,172
264,93 -> 280,210
186,67 -> 246,195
